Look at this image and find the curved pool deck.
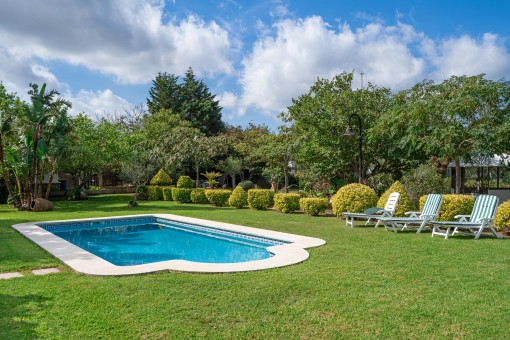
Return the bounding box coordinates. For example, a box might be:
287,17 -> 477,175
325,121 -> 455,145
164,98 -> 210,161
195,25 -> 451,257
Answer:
12,214 -> 326,276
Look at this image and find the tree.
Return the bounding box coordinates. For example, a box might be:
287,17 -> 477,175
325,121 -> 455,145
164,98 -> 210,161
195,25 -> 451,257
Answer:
219,156 -> 243,188
146,68 -> 225,136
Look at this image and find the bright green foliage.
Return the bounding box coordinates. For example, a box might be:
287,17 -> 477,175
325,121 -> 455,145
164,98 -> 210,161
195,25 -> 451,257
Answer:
401,163 -> 450,204
201,171 -> 222,188
420,194 -> 474,221
247,189 -> 274,210
162,186 -> 174,201
171,188 -> 192,203
238,180 -> 254,191
177,176 -> 194,188
300,198 -> 329,216
150,169 -> 173,186
219,156 -> 243,188
494,200 -> 510,231
147,186 -> 163,200
228,186 -> 248,209
274,193 -> 301,213
190,188 -> 208,204
205,189 -> 231,206
377,181 -> 415,217
331,183 -> 378,217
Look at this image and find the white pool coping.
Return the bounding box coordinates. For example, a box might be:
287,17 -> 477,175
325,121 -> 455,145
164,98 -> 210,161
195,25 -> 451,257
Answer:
12,214 -> 326,276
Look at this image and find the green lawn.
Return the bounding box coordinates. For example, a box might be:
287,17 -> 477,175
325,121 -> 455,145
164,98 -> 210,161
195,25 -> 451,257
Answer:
1,195 -> 509,338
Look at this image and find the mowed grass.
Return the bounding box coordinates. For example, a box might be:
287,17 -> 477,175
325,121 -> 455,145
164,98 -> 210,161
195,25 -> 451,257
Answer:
1,195 -> 509,338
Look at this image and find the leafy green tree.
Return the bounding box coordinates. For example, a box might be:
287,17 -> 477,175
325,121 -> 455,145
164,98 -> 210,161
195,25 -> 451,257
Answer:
219,156 -> 243,188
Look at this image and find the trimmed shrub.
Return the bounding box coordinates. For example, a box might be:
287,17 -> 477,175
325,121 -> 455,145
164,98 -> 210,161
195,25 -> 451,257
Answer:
274,193 -> 301,213
300,197 -> 329,216
177,176 -> 194,189
377,181 -> 416,217
135,185 -> 148,200
171,188 -> 192,203
162,186 -> 174,201
420,194 -> 474,221
247,189 -> 274,210
147,186 -> 163,200
238,180 -> 254,191
205,189 -> 231,206
229,186 -> 248,209
191,188 -> 208,204
150,169 -> 173,186
494,200 -> 510,231
331,183 -> 378,217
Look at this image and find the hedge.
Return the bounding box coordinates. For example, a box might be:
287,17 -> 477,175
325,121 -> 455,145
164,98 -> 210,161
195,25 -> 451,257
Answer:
274,193 -> 301,213
247,189 -> 274,210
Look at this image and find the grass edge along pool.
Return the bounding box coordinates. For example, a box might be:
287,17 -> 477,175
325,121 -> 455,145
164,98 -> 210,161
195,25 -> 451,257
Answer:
12,214 -> 326,276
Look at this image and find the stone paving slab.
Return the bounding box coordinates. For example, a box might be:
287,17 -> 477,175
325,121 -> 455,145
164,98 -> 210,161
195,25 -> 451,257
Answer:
32,268 -> 60,275
0,272 -> 24,280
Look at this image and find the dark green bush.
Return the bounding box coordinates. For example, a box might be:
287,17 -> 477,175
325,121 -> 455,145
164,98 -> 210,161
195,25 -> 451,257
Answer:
300,198 -> 329,216
191,188 -> 208,204
238,180 -> 254,191
247,189 -> 274,210
171,188 -> 192,203
229,186 -> 248,209
205,189 -> 231,206
274,193 -> 301,213
68,187 -> 84,201
147,186 -> 163,200
150,168 -> 173,186
177,176 -> 194,189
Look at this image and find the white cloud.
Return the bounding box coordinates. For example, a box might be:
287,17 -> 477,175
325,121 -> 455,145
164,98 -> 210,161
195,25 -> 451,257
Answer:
70,89 -> 132,118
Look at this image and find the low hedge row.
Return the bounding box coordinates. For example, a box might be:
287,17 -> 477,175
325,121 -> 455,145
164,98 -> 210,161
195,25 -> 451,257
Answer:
274,193 -> 300,213
300,198 -> 329,216
205,189 -> 231,206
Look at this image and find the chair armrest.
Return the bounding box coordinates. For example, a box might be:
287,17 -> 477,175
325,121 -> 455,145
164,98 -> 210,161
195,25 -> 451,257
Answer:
454,215 -> 471,222
419,214 -> 436,220
405,211 -> 421,218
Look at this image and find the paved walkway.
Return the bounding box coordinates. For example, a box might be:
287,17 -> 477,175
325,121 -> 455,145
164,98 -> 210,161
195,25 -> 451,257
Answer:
0,267 -> 60,280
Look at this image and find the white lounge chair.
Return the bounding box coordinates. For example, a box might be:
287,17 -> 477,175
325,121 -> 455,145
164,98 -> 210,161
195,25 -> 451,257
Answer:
430,194 -> 502,240
378,194 -> 443,233
343,192 -> 400,228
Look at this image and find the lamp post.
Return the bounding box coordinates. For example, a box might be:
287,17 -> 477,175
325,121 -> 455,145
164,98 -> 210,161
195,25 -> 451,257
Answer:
343,113 -> 363,184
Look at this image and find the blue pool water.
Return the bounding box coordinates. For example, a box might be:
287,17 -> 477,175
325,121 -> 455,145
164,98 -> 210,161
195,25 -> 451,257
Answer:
39,217 -> 286,266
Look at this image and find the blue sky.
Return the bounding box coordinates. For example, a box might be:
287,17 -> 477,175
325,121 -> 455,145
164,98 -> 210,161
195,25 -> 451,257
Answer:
1,0 -> 509,129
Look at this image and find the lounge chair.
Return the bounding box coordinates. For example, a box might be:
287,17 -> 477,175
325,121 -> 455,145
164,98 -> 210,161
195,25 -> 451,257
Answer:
378,194 -> 443,233
343,192 -> 400,228
430,194 -> 502,240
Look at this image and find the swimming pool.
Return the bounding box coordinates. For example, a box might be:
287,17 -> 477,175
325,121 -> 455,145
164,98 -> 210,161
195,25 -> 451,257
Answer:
13,214 -> 325,275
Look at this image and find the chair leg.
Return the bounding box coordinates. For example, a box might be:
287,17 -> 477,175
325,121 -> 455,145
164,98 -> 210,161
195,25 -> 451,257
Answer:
416,221 -> 426,234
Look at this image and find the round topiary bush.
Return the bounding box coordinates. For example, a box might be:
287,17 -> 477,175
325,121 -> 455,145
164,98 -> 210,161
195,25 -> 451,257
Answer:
494,200 -> 510,231
331,183 -> 378,217
247,189 -> 274,210
420,194 -> 474,221
205,189 -> 231,206
147,186 -> 163,200
229,186 -> 248,209
300,197 -> 329,216
150,169 -> 173,186
377,181 -> 416,217
171,188 -> 192,203
238,180 -> 254,191
274,193 -> 301,213
177,176 -> 194,189
191,188 -> 208,204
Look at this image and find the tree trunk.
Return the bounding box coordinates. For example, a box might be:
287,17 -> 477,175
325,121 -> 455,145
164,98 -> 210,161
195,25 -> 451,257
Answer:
455,160 -> 462,194
231,174 -> 236,189
37,165 -> 44,198
45,167 -> 55,200
0,135 -> 21,209
284,169 -> 289,193
195,164 -> 200,188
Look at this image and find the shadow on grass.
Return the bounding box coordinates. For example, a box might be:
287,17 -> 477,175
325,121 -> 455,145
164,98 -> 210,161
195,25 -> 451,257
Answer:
0,293 -> 50,338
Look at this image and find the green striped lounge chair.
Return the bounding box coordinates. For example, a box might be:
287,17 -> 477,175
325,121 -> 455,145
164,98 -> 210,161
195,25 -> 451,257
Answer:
343,192 -> 400,228
378,194 -> 443,233
430,194 -> 502,240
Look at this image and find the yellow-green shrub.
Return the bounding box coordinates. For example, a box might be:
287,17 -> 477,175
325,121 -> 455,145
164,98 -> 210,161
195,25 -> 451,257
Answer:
300,198 -> 329,216
190,188 -> 208,204
377,181 -> 416,217
420,194 -> 474,221
494,200 -> 510,231
177,176 -> 194,188
150,169 -> 173,186
229,186 -> 248,209
331,183 -> 378,217
147,186 -> 163,200
205,189 -> 231,206
171,188 -> 192,203
247,189 -> 274,210
274,193 -> 301,213
162,186 -> 174,201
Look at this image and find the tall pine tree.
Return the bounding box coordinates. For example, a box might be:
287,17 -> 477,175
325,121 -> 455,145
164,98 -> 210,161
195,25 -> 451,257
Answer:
146,72 -> 180,115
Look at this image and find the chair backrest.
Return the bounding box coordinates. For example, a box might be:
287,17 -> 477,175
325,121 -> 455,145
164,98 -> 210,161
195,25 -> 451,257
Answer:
469,195 -> 499,223
421,194 -> 443,216
384,192 -> 400,213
